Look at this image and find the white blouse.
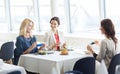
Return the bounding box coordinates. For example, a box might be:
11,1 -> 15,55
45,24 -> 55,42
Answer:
44,30 -> 65,50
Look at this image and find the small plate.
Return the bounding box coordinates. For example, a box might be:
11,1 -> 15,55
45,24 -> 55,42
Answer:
46,51 -> 55,54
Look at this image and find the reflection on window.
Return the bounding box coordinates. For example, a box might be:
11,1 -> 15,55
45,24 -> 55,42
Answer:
106,0 -> 120,36
10,0 -> 35,32
1,0 -> 119,39
38,0 -> 51,32
54,0 -> 67,33
38,0 -> 67,33
0,0 -> 8,32
70,0 -> 100,34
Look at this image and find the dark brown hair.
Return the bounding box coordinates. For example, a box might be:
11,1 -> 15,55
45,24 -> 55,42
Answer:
50,16 -> 60,25
101,18 -> 117,44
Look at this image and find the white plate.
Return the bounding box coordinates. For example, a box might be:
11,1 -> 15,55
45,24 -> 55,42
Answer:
46,51 -> 55,54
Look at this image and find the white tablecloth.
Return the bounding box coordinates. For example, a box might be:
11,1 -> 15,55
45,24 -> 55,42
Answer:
18,51 -> 90,74
0,63 -> 26,74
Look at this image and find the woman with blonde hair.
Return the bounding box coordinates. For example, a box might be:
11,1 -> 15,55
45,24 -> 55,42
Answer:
14,18 -> 41,65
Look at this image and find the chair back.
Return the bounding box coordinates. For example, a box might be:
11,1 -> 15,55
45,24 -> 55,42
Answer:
0,41 -> 14,61
108,53 -> 120,74
115,65 -> 120,74
73,57 -> 95,74
7,70 -> 21,74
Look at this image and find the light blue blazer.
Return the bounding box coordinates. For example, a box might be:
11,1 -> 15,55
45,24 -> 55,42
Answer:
44,30 -> 65,50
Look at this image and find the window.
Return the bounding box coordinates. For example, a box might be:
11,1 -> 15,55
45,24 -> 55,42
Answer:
0,0 -> 119,39
53,0 -> 68,33
38,0 -> 51,32
70,0 -> 100,34
106,0 -> 120,37
0,0 -> 8,32
38,0 -> 68,33
10,0 -> 35,32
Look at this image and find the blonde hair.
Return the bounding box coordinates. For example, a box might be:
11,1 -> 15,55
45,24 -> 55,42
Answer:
19,18 -> 34,36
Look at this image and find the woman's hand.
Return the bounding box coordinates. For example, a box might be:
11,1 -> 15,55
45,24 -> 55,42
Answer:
62,43 -> 66,48
31,42 -> 37,49
52,42 -> 60,49
51,44 -> 56,49
38,43 -> 45,50
87,45 -> 94,54
23,42 -> 37,54
94,40 -> 99,45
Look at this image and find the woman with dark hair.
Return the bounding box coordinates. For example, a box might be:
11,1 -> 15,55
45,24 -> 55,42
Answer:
44,16 -> 66,51
87,18 -> 118,68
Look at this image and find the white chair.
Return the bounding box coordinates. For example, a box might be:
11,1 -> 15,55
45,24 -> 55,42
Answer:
115,65 -> 120,74
96,60 -> 108,74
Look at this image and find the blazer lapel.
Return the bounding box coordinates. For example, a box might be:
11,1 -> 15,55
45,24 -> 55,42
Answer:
51,30 -> 56,43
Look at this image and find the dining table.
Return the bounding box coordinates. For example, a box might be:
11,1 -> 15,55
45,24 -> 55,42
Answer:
18,50 -> 91,74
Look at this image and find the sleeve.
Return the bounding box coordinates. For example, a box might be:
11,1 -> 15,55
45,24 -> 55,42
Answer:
32,36 -> 37,42
31,36 -> 38,52
44,32 -> 51,49
14,36 -> 24,56
93,52 -> 98,59
96,40 -> 107,62
59,31 -> 66,48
